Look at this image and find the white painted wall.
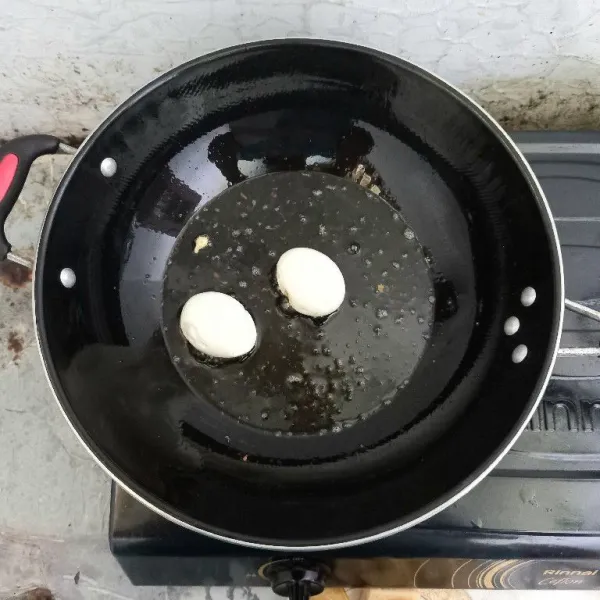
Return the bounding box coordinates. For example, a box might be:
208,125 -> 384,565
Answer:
3,0 -> 600,138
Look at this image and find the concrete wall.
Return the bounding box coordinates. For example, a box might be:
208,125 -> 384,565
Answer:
3,0 -> 600,139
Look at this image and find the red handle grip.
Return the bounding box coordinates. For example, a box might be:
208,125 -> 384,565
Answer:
0,154 -> 19,203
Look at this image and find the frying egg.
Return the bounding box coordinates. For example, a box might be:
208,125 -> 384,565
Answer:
276,247 -> 345,318
180,292 -> 257,359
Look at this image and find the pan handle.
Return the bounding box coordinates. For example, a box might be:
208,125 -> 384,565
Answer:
0,135 -> 76,266
559,299 -> 600,357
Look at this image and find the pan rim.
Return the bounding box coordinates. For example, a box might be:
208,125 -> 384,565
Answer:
33,37 -> 564,551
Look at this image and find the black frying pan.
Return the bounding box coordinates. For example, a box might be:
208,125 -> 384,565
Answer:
0,40 -> 563,556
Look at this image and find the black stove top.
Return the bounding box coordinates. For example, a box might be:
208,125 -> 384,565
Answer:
110,131 -> 600,591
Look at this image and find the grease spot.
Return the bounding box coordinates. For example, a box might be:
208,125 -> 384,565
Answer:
0,261 -> 32,289
7,331 -> 24,362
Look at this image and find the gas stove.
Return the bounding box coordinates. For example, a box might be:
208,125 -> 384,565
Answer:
109,131 -> 600,592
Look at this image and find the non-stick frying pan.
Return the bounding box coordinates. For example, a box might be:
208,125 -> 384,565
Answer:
0,40 -> 567,559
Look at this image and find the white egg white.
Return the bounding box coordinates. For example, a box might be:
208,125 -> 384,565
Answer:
276,247 -> 345,318
180,291 -> 257,359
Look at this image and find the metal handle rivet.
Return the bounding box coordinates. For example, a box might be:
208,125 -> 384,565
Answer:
521,287 -> 536,307
60,268 -> 76,288
100,157 -> 117,178
512,344 -> 528,363
504,316 -> 520,336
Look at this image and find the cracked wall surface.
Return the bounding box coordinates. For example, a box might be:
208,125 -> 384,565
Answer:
3,0 -> 600,139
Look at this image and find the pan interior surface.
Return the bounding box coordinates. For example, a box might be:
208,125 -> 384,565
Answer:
36,40 -> 561,548
162,170 -> 437,461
